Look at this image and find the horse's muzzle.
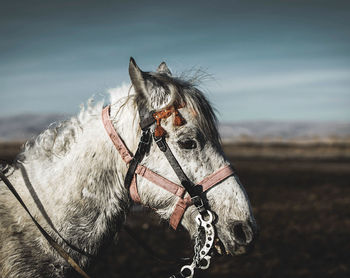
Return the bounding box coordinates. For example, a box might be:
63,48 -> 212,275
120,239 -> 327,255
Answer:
229,220 -> 258,255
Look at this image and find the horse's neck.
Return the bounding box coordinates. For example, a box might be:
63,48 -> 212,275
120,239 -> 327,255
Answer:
14,99 -> 139,255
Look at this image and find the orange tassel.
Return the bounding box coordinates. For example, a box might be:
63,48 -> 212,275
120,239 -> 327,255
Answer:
152,104 -> 186,137
173,109 -> 185,126
155,125 -> 166,137
173,114 -> 184,126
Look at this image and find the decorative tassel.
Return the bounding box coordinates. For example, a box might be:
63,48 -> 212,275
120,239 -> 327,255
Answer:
155,125 -> 166,137
152,104 -> 186,137
173,110 -> 185,126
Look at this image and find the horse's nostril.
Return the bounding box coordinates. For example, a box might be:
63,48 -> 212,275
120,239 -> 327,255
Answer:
231,221 -> 253,245
233,223 -> 246,243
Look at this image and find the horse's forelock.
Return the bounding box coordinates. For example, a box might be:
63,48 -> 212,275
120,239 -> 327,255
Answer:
145,72 -> 220,144
181,86 -> 220,144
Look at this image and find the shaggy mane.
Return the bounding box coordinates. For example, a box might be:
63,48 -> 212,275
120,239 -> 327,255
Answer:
18,100 -> 104,162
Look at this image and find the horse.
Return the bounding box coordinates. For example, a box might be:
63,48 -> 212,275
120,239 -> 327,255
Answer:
0,58 -> 257,278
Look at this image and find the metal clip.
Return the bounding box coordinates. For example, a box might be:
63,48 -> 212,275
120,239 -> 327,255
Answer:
191,196 -> 204,211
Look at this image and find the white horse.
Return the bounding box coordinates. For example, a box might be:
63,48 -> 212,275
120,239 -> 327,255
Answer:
0,58 -> 257,278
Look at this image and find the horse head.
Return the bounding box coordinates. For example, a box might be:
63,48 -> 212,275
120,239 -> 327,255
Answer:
125,58 -> 257,257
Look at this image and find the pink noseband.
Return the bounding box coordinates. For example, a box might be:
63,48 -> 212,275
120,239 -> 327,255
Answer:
102,105 -> 234,230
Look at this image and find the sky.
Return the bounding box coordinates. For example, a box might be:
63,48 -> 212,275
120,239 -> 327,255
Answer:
0,0 -> 349,122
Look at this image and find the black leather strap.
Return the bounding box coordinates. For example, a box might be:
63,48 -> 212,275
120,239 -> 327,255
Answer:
124,103 -> 155,190
138,105 -> 155,131
128,103 -> 207,215
124,129 -> 152,189
153,135 -> 206,214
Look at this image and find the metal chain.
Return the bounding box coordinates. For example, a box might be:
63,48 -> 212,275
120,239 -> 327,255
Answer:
169,211 -> 215,278
193,228 -> 202,267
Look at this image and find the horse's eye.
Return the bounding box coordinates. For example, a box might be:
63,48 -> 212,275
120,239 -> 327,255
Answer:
178,139 -> 197,149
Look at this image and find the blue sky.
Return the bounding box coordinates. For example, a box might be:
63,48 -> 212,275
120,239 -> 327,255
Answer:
1,0 -> 349,122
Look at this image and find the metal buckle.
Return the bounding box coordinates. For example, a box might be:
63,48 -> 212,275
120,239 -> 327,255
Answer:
153,134 -> 167,152
191,196 -> 204,211
153,134 -> 163,143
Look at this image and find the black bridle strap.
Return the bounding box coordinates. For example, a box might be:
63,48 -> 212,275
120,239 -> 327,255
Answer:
0,171 -> 91,278
128,103 -> 207,215
153,136 -> 206,214
124,129 -> 152,189
138,104 -> 156,131
124,104 -> 155,189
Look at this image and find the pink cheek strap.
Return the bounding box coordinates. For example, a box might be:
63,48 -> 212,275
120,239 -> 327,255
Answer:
130,164 -> 235,230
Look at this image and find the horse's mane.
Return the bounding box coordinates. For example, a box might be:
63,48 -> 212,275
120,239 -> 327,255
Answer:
17,100 -> 104,162
18,72 -> 219,163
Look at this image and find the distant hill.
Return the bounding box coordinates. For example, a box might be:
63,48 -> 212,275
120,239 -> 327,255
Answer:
219,122 -> 350,142
0,114 -> 67,141
0,114 -> 349,142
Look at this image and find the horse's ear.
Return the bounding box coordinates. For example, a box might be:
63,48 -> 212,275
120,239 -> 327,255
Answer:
129,58 -> 175,110
129,57 -> 148,96
157,62 -> 172,76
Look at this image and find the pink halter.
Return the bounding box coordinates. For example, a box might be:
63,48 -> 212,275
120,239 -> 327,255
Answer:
102,105 -> 235,230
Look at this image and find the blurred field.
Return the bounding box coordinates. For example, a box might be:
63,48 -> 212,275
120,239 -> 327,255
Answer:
1,141 -> 350,278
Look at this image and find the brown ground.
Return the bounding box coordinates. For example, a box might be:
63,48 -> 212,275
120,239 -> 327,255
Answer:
1,142 -> 350,278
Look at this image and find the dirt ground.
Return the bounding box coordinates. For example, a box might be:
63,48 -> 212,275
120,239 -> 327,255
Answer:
1,143 -> 350,278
